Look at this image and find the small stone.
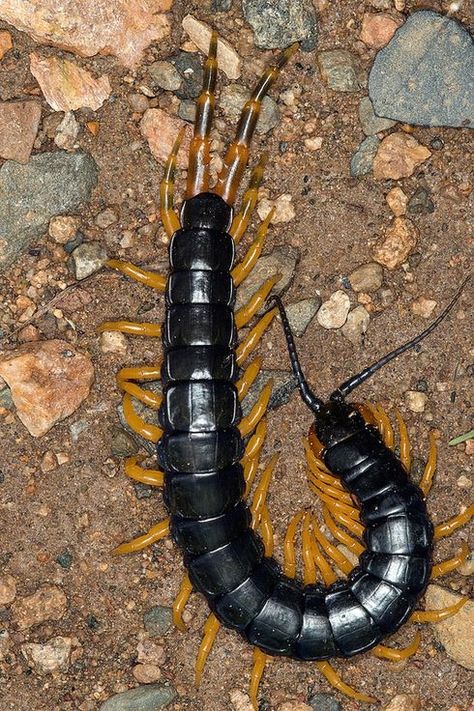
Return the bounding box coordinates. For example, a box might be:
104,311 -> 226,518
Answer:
257,193 -> 295,223
411,296 -> 437,319
40,450 -> 58,472
230,690 -> 254,711
348,263 -> 383,292
128,93 -> 149,113
465,439 -> 474,455
317,291 -> 351,330
140,109 -> 191,168
56,550 -> 73,569
182,15 -> 241,79
21,636 -> 72,674
372,217 -> 418,270
304,136 -> 323,151
283,297 -> 321,337
235,247 -> 298,309
100,685 -> 176,711
242,0 -> 317,51
407,186 -> 435,215
177,100 -> 196,122
373,132 -> 431,180
279,703 -> 312,711
342,306 -> 370,345
30,53 -> 111,112
220,83 -> 279,134
148,61 -> 182,92
405,390 -> 428,413
54,111 -> 80,151
0,574 -> 17,606
133,664 -> 162,684
100,331 -> 128,355
383,694 -> 421,711
0,100 -> 42,163
425,585 -> 474,669
95,208 -> 118,229
137,640 -> 165,667
456,474 -> 471,489
430,137 -> 444,151
308,693 -> 341,711
12,584 -> 67,629
143,606 -> 173,636
0,30 -> 13,60
168,51 -> 203,100
459,552 -> 474,576
386,187 -> 408,216
0,630 -> 11,660
49,215 -> 81,244
318,50 -> 365,93
360,12 -> 401,48
350,136 -> 380,177
110,427 -> 138,458
18,325 -> 40,343
70,241 -> 108,279
212,0 -> 232,10
358,96 -> 396,136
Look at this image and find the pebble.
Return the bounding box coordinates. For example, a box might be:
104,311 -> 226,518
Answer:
100,331 -> 128,355
54,111 -> 80,151
350,136 -> 380,177
0,340 -> 94,437
41,450 -> 58,472
212,0 -> 232,10
304,136 -> 324,151
369,11 -> 474,128
143,606 -> 173,636
11,584 -> 67,629
49,215 -> 81,244
383,695 -> 421,711
308,693 -> 341,711
360,12 -> 401,48
56,550 -> 73,569
0,574 -> 17,606
465,439 -> 474,455
148,61 -> 182,92
358,96 -> 396,136
342,306 -> 370,345
348,262 -> 383,292
96,208 -> 118,229
257,192 -> 295,222
407,186 -> 434,215
0,0 -> 170,70
427,585 -> 474,669
182,15 -> 241,80
235,247 -> 298,309
318,50 -> 365,93
372,217 -> 418,270
411,296 -> 437,319
284,297 -> 322,337
177,100 -> 196,123
220,84 -> 279,134
140,109 -> 191,168
110,427 -> 139,458
70,241 -> 108,279
456,475 -> 471,490
21,636 -> 72,674
230,690 -> 254,711
385,187 -> 408,216
137,640 -> 165,667
133,664 -> 161,684
373,132 -> 431,180
459,552 -> 474,576
168,51 -> 203,100
405,390 -> 428,413
100,684 -> 176,711
0,150 -> 98,272
317,291 -> 351,330
242,0 -> 318,51
0,30 -> 13,60
30,53 -> 111,112
0,100 -> 42,164
279,703 -> 312,711
128,93 -> 149,113
0,630 -> 11,660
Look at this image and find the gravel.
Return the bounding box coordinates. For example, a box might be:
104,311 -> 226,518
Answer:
242,0 -> 317,51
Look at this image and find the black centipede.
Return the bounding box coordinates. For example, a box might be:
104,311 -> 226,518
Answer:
99,34 -> 473,708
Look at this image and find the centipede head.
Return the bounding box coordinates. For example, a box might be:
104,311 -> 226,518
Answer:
181,192 -> 233,231
309,399 -> 366,455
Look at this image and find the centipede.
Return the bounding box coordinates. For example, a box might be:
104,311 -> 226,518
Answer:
99,33 -> 473,708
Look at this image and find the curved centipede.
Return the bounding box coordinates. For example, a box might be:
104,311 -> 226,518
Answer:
100,35 -> 473,708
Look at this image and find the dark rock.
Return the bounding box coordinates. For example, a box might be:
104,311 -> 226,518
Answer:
350,136 -> 380,177
110,426 -> 139,458
235,246 -> 299,309
148,61 -> 182,92
369,11 -> 474,128
407,186 -> 435,215
211,0 -> 232,9
100,684 -> 176,711
56,551 -> 73,569
177,100 -> 196,123
133,482 -> 154,500
308,693 -> 342,711
242,0 -> 317,51
284,297 -> 321,336
143,606 -> 173,636
358,96 -> 396,136
0,151 -> 98,272
430,136 -> 444,150
243,369 -> 296,415
169,52 -> 203,100
318,50 -> 366,93
69,241 -> 108,279
0,385 -> 13,408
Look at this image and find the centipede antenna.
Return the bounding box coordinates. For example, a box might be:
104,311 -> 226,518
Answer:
331,275 -> 471,401
269,295 -> 324,414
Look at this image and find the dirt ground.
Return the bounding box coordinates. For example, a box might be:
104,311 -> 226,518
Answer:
0,1 -> 473,710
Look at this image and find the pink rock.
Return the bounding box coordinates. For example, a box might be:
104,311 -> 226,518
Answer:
30,53 -> 111,112
373,132 -> 431,180
140,109 -> 192,168
182,15 -> 241,80
0,339 -> 94,437
360,13 -> 402,49
0,30 -> 13,60
0,0 -> 171,69
0,100 -> 42,163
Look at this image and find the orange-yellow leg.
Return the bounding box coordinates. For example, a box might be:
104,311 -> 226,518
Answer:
236,357 -> 262,400
186,32 -> 217,198
195,613 -> 220,687
106,259 -> 166,291
284,511 -> 305,578
315,661 -> 377,704
97,321 -> 161,337
173,573 -> 193,632
304,439 -> 344,488
214,43 -> 298,205
124,455 -> 164,487
395,409 -> 412,472
244,446 -> 263,498
250,453 -> 279,528
307,471 -> 354,507
375,403 -> 394,449
229,154 -> 268,244
123,393 -> 163,442
238,380 -> 273,437
419,431 -> 437,496
249,647 -> 270,711
322,507 -> 364,556
232,209 -> 274,286
302,512 -> 318,585
373,631 -> 421,661
235,275 -> 281,329
330,509 -> 365,539
311,516 -> 354,576
411,596 -> 468,623
236,308 -> 277,366
242,418 -> 267,468
259,504 -> 274,556
117,364 -> 162,408
113,517 -> 170,555
308,517 -> 337,585
431,543 -> 469,579
308,484 -> 361,524
160,127 -> 185,238
434,504 -> 474,539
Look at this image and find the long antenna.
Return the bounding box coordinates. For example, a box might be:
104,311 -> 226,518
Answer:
331,275 -> 471,401
268,295 -> 324,414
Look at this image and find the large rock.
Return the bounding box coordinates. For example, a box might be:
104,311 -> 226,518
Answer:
0,0 -> 171,69
425,585 -> 474,670
0,151 -> 98,271
242,0 -> 317,51
100,684 -> 176,711
0,100 -> 42,163
369,11 -> 474,128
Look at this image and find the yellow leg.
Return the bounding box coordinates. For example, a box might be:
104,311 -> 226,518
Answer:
373,631 -> 421,661
308,517 -> 337,585
124,455 -> 164,487
238,380 -> 273,437
302,512 -> 318,585
250,453 -> 279,528
113,517 -> 170,555
259,504 -> 274,556
97,321 -> 161,337
235,275 -> 281,330
242,418 -> 267,468
117,364 -> 162,407
236,309 -> 277,366
315,661 -> 377,704
120,383 -> 162,409
195,613 -> 220,687
307,472 -> 354,507
304,439 -> 344,489
308,484 -> 361,523
173,573 -> 193,632
395,409 -> 412,472
311,516 -> 354,576
322,507 -> 364,556
232,210 -> 274,287
410,597 -> 468,623
160,127 -> 185,238
230,154 -> 268,243
431,543 -> 469,579
106,259 -> 166,291
249,648 -> 269,711
376,403 -> 394,449
123,393 -> 163,442
235,357 -> 262,400
244,448 -> 262,499
419,431 -> 437,496
434,505 -> 474,539
284,511 -> 304,578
